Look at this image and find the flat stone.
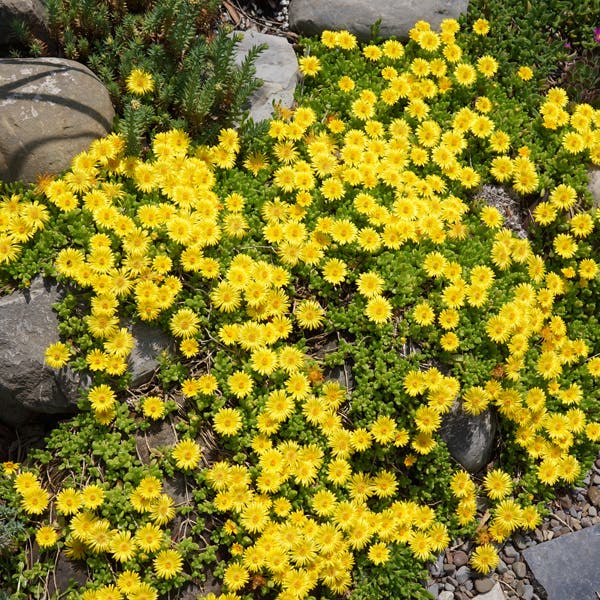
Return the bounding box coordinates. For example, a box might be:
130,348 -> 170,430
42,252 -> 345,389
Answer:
438,592 -> 454,600
456,565 -> 471,584
232,29 -> 298,123
288,0 -> 468,42
523,525 -> 600,600
474,583 -> 507,600
453,550 -> 469,567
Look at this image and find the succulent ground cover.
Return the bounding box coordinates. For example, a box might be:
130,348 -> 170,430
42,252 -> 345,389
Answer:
1,5 -> 600,600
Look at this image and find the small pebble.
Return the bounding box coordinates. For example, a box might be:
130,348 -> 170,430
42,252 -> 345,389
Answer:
589,505 -> 597,517
501,571 -> 516,585
513,533 -> 529,550
443,563 -> 456,575
513,561 -> 527,579
503,544 -> 519,559
453,550 -> 469,567
456,565 -> 471,584
445,582 -> 456,591
588,486 -> 600,506
438,592 -> 454,600
523,584 -> 535,600
496,559 -> 508,574
474,577 -> 495,593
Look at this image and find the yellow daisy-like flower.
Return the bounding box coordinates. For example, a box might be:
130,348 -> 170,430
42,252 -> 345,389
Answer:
56,487 -> 83,515
483,468 -> 513,500
44,341 -> 71,369
214,407 -> 243,436
295,299 -> 325,329
169,307 -> 200,338
172,438 -> 202,470
470,543 -> 499,573
472,18 -> 490,35
126,69 -> 154,95
142,396 -> 166,420
365,295 -> 392,324
153,548 -> 183,579
368,542 -> 390,565
36,525 -> 59,548
298,55 -> 321,77
517,66 -> 534,81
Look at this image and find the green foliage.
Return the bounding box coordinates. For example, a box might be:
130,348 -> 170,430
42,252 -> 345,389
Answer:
6,0 -> 264,153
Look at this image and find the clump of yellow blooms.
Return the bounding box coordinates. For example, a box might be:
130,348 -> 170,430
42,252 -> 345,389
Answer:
1,15 -> 600,599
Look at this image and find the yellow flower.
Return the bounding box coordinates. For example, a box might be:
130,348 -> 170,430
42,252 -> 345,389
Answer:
214,408 -> 243,436
470,544 -> 499,573
169,307 -> 200,338
483,468 -> 513,500
172,438 -> 202,470
36,525 -> 59,548
44,341 -> 71,369
365,295 -> 392,324
142,396 -> 166,420
517,66 -> 534,81
295,299 -> 325,329
368,542 -> 390,565
473,18 -> 490,35
56,487 -> 82,515
126,69 -> 154,94
223,562 -> 250,591
21,487 -> 50,514
153,548 -> 183,579
298,55 -> 321,76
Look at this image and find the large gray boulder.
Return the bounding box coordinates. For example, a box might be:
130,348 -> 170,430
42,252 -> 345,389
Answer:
233,29 -> 299,123
0,277 -> 71,426
0,57 -> 114,184
0,0 -> 50,48
289,0 -> 469,41
0,276 -> 170,427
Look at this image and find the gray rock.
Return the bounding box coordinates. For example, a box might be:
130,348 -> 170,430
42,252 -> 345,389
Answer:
453,550 -> 469,567
523,525 -> 600,600
232,29 -> 298,123
0,57 -> 114,183
588,486 -> 600,506
438,592 -> 454,600
0,276 -> 72,426
512,561 -> 527,579
440,400 -> 496,473
456,565 -> 471,584
588,168 -> 600,208
474,577 -> 495,594
475,583 -> 507,600
476,184 -> 529,239
0,276 -> 170,426
0,0 -> 50,48
128,322 -> 170,387
288,0 -> 468,42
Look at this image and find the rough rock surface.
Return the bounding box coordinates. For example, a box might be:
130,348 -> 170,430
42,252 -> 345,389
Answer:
288,0 -> 469,41
0,276 -> 170,427
588,167 -> 600,208
440,401 -> 497,473
0,57 -> 114,183
233,29 -> 298,122
0,276 -> 72,426
0,0 -> 50,48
